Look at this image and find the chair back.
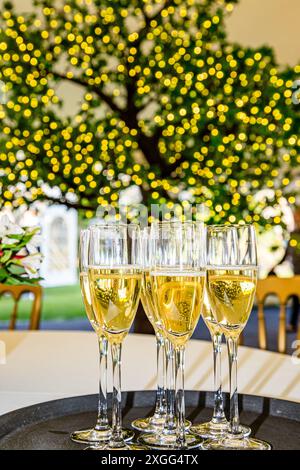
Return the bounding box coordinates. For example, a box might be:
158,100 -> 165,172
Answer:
0,284 -> 42,330
256,276 -> 300,353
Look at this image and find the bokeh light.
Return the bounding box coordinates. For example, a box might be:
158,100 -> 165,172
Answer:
0,0 -> 299,226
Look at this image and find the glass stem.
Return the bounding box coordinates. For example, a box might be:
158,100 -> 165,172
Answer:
165,339 -> 176,432
175,345 -> 186,449
211,333 -> 226,424
109,342 -> 124,447
95,335 -> 109,430
227,337 -> 240,435
153,334 -> 166,418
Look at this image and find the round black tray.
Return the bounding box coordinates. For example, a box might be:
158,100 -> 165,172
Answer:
0,391 -> 299,450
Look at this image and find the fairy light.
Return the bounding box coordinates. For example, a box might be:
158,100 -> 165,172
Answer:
0,0 -> 298,223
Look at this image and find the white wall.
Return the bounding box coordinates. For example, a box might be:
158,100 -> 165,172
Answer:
227,0 -> 300,66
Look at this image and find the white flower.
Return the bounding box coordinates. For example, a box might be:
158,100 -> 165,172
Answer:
18,253 -> 43,278
26,243 -> 39,255
1,236 -> 20,245
0,216 -> 25,244
26,235 -> 40,253
6,223 -> 24,237
25,230 -> 42,254
0,215 -> 11,238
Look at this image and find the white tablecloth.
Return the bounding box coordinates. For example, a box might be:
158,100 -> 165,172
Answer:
0,331 -> 299,416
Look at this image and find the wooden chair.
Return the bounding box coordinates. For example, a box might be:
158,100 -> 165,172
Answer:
255,276 -> 300,353
0,284 -> 42,330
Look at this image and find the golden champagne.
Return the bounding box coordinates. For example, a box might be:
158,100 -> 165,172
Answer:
207,267 -> 257,339
79,272 -> 100,333
88,267 -> 142,344
201,291 -> 223,337
151,271 -> 205,347
141,271 -> 163,335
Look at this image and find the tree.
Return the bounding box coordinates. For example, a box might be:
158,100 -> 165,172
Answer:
0,0 -> 299,227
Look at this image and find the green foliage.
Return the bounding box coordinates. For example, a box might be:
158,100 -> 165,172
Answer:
0,0 -> 299,227
0,224 -> 42,284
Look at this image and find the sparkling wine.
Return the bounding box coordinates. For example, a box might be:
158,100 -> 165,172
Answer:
79,271 -> 99,333
88,266 -> 142,344
150,271 -> 205,347
207,267 -> 257,338
202,292 -> 223,337
141,271 -> 163,335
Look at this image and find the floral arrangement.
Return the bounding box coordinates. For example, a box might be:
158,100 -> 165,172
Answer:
0,215 -> 42,285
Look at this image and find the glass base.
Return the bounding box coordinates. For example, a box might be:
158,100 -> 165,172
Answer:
71,427 -> 134,445
87,442 -> 148,451
131,415 -> 166,433
191,420 -> 228,439
164,419 -> 191,434
139,431 -> 202,450
236,424 -> 251,438
202,436 -> 272,450
191,421 -> 251,439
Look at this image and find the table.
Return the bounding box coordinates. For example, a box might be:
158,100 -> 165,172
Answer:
0,331 -> 299,416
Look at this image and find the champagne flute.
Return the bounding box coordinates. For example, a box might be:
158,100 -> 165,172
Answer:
191,291 -> 229,439
71,229 -> 111,444
193,293 -> 251,438
138,229 -> 191,448
202,224 -> 271,450
88,223 -> 147,450
141,221 -> 206,449
132,228 -> 167,432
71,229 -> 134,445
